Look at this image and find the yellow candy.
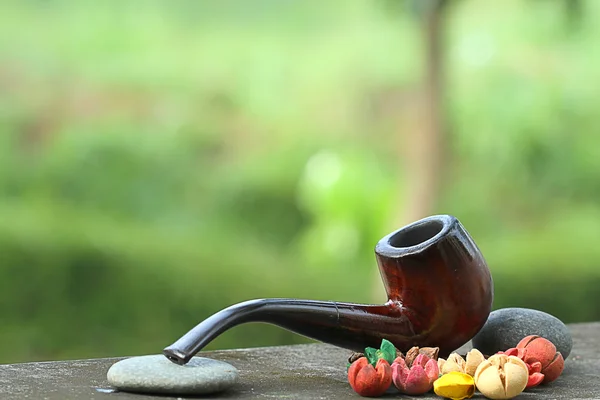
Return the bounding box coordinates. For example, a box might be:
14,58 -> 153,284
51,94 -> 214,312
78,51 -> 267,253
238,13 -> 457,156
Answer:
433,371 -> 475,400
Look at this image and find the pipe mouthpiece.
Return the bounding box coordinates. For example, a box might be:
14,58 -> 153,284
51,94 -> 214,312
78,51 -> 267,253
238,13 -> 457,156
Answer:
163,348 -> 190,365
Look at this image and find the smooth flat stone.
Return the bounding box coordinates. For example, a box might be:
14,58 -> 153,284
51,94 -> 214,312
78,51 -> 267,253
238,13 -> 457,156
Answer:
107,354 -> 238,395
472,308 -> 572,358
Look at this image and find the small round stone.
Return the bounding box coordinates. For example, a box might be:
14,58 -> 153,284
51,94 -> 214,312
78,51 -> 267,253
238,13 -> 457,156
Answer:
472,308 -> 572,359
107,355 -> 238,395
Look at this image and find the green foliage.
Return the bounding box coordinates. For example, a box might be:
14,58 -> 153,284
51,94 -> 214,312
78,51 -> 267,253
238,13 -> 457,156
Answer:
0,0 -> 599,363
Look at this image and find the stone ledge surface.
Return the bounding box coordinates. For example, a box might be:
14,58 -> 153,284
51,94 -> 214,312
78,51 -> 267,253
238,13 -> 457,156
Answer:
0,322 -> 599,399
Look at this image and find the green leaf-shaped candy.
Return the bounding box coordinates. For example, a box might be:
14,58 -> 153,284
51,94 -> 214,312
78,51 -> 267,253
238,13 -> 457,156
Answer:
379,339 -> 397,364
364,347 -> 379,366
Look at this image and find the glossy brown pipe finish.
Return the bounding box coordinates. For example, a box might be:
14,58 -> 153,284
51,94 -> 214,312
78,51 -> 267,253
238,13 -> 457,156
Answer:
164,215 -> 493,365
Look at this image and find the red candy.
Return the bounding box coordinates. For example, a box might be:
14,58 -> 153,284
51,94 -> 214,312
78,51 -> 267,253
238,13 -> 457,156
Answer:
348,357 -> 392,397
499,335 -> 565,387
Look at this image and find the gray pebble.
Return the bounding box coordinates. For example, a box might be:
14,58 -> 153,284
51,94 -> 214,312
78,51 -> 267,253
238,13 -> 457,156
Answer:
472,308 -> 572,359
107,355 -> 238,395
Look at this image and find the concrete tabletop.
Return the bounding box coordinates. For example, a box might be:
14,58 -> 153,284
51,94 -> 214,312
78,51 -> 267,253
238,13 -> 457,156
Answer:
1,322 -> 598,399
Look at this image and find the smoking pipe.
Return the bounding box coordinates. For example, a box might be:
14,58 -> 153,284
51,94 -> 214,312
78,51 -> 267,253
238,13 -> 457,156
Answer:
164,215 -> 493,365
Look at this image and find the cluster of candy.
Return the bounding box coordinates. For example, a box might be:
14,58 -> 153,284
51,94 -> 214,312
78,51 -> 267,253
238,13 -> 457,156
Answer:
347,336 -> 564,399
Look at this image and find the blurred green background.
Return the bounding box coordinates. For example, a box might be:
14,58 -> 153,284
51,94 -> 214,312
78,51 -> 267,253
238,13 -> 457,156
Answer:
1,0 -> 599,364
